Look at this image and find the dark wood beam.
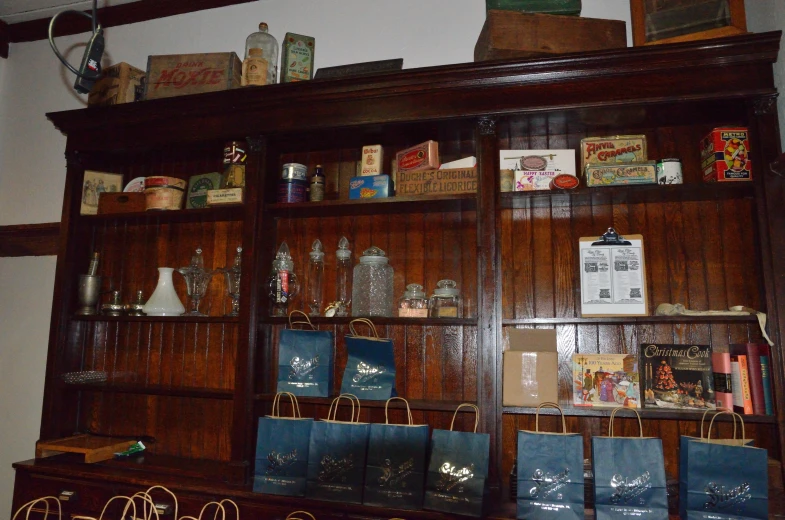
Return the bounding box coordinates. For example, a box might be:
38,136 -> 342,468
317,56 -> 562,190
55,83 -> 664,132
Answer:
0,19 -> 9,58
8,0 -> 257,43
0,223 -> 60,257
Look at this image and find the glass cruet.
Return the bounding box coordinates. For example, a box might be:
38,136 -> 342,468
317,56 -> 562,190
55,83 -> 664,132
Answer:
398,283 -> 429,318
307,239 -> 324,316
267,241 -> 300,317
222,246 -> 242,317
177,247 -> 215,316
351,246 -> 394,317
335,236 -> 352,316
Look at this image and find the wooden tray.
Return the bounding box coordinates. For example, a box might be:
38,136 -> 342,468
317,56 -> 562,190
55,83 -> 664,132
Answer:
36,434 -> 135,463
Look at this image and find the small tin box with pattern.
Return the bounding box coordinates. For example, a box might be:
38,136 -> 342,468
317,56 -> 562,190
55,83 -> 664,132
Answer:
700,127 -> 751,182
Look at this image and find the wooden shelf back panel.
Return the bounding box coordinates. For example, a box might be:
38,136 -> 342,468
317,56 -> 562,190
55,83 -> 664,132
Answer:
263,324 -> 478,404
78,393 -> 233,461
273,211 -> 478,320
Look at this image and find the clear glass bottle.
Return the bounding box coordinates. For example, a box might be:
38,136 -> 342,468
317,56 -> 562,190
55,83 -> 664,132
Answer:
335,237 -> 352,316
429,279 -> 461,318
243,22 -> 278,86
398,283 -> 428,318
307,239 -> 324,316
266,241 -> 299,317
351,246 -> 394,317
309,165 -> 325,202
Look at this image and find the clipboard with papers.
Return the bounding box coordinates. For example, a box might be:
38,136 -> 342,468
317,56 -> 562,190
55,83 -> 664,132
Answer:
579,228 -> 648,317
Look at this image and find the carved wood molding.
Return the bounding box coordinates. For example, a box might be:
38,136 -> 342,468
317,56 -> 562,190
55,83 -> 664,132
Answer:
0,19 -> 9,59
478,117 -> 497,136
8,0 -> 257,43
0,223 -> 60,257
752,94 -> 779,116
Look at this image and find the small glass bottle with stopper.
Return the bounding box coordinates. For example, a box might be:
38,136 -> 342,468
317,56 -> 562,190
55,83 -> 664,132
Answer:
429,279 -> 461,318
307,239 -> 324,316
267,241 -> 299,317
398,284 -> 428,318
326,237 -> 352,317
242,22 -> 278,86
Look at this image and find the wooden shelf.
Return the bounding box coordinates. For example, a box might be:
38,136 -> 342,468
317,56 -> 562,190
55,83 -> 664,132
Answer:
500,183 -> 754,209
503,405 -> 778,423
63,382 -> 233,400
261,316 -> 476,326
254,394 -> 475,413
79,205 -> 244,224
265,193 -> 476,218
72,315 -> 240,324
502,315 -> 758,325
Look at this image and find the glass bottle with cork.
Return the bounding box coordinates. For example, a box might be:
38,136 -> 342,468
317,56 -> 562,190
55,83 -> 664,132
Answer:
398,284 -> 428,318
309,165 -> 325,202
242,22 -> 278,86
429,279 -> 461,318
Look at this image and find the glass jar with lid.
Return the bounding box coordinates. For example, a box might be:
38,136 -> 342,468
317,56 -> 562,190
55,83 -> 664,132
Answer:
351,246 -> 394,317
429,279 -> 461,318
398,284 -> 428,318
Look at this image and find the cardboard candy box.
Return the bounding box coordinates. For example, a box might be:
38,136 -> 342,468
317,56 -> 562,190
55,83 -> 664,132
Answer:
701,127 -> 752,182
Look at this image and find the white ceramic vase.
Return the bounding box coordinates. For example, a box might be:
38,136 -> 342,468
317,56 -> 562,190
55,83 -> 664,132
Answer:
142,267 -> 185,316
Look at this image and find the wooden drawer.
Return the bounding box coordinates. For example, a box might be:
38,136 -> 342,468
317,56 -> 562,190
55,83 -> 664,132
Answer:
13,472 -> 118,520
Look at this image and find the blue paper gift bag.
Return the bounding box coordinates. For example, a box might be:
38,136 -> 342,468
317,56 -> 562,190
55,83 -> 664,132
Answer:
363,397 -> 430,510
340,319 -> 396,400
253,392 -> 313,497
680,412 -> 768,519
424,404 -> 490,517
306,394 -> 370,504
277,311 -> 334,397
517,403 -> 585,519
591,408 -> 669,520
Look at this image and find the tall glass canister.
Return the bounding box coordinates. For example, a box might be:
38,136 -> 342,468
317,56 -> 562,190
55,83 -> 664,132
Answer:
351,246 -> 394,317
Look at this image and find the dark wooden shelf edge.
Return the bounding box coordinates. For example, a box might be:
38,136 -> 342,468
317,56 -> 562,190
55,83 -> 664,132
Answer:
502,405 -> 778,423
499,183 -> 754,208
72,315 -> 240,323
0,222 -> 60,257
254,394 -> 475,412
79,205 -> 244,223
502,315 -> 758,325
63,383 -> 234,400
261,316 -> 476,326
265,193 -> 477,217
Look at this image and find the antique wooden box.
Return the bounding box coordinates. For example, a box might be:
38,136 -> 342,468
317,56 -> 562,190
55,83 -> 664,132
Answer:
87,62 -> 145,107
143,52 -> 242,100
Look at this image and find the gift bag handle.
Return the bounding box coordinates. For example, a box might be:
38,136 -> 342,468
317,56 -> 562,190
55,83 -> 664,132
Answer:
385,397 -> 414,425
450,403 -> 480,433
706,410 -> 746,445
143,486 -> 178,520
349,318 -> 379,338
12,497 -> 62,520
289,310 -> 317,331
272,391 -> 302,418
217,500 -> 239,520
327,393 -> 362,422
535,402 -> 567,433
700,408 -> 737,440
285,513 -> 316,520
179,501 -> 226,520
128,492 -> 161,520
609,407 -> 643,438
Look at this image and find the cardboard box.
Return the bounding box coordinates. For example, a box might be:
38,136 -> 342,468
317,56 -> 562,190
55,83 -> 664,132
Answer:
144,52 -> 242,101
701,127 -> 752,182
502,328 -> 558,407
396,141 -> 439,173
500,149 -> 576,191
585,161 -> 657,187
475,10 -> 626,61
349,175 -> 393,199
206,188 -> 244,206
88,62 -> 145,107
396,168 -> 477,196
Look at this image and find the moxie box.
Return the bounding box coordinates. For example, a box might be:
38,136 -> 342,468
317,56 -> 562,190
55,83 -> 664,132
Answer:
144,52 -> 242,100
701,127 -> 752,182
585,161 -> 657,187
580,135 -> 647,170
349,175 -> 392,199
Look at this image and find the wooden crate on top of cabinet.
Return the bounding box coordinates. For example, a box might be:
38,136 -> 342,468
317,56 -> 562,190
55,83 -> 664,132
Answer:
12,31 -> 785,519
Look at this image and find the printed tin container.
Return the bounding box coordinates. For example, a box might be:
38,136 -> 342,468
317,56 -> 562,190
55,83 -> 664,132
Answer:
580,135 -> 647,170
277,179 -> 308,203
585,161 -> 657,187
144,176 -> 187,210
656,158 -> 683,185
700,127 -> 751,182
282,162 -> 308,181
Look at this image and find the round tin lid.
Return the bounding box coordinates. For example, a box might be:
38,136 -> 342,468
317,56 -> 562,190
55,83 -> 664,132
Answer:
124,177 -> 146,193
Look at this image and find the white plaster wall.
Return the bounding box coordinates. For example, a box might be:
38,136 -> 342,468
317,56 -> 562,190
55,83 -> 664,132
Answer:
0,0 -> 776,517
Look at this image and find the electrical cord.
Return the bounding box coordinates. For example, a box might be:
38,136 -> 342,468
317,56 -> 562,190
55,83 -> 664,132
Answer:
48,0 -> 101,80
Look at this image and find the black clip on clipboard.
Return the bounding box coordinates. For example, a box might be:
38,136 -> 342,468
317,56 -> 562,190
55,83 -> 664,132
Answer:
591,227 -> 632,246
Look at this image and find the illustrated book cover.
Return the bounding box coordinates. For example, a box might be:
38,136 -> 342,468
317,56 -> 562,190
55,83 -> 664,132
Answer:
640,344 -> 716,410
572,353 -> 640,408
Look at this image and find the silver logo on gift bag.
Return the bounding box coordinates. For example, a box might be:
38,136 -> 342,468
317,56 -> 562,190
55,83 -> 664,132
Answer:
436,462 -> 475,493
289,355 -> 319,380
704,481 -> 752,511
610,471 -> 651,504
317,453 -> 355,482
530,468 -> 570,499
352,361 -> 386,383
378,458 -> 415,488
266,448 -> 297,475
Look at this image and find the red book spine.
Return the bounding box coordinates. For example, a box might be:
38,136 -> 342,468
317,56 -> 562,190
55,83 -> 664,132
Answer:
712,352 -> 734,410
730,355 -> 754,415
743,344 -> 766,415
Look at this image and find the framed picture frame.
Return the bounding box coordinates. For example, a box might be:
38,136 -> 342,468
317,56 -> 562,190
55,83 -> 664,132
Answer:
630,0 -> 747,47
80,170 -> 124,215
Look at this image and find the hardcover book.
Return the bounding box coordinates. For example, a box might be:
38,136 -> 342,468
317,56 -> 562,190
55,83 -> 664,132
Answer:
640,344 -> 716,410
572,353 -> 640,408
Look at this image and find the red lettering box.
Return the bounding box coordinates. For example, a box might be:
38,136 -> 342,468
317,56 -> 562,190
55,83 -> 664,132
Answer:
700,127 -> 752,182
144,52 -> 242,101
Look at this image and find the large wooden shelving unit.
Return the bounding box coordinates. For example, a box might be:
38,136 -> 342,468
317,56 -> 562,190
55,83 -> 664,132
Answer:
11,31 -> 785,519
